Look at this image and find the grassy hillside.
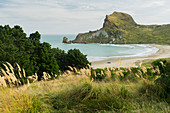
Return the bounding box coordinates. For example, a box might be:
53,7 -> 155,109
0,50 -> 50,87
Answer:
0,59 -> 169,112
120,24 -> 170,44
73,12 -> 170,45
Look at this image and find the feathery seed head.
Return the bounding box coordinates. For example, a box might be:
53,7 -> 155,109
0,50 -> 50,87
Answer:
68,66 -> 73,71
139,62 -> 143,67
119,71 -> 124,77
93,71 -> 97,77
3,64 -> 10,72
160,61 -> 164,67
15,63 -> 21,71
73,67 -> 77,73
105,70 -> 111,77
141,66 -> 147,74
101,70 -> 104,75
22,69 -> 26,77
87,64 -> 91,69
0,76 -> 7,87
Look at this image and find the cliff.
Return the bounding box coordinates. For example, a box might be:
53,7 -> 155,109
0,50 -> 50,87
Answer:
72,11 -> 170,45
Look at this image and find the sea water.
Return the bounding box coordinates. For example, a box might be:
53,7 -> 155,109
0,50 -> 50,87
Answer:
41,34 -> 159,62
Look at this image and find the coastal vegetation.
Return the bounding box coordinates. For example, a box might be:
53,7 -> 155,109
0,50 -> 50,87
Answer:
0,59 -> 169,112
0,25 -> 89,79
72,12 -> 170,45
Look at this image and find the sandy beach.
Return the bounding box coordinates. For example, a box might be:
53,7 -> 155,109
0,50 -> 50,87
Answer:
91,44 -> 170,68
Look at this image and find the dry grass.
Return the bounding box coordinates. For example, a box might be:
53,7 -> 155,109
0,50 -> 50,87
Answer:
0,62 -> 22,87
0,62 -> 59,88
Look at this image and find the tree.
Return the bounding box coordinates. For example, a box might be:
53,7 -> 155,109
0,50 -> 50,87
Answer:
52,48 -> 68,71
67,49 -> 90,69
53,48 -> 90,71
0,25 -> 59,78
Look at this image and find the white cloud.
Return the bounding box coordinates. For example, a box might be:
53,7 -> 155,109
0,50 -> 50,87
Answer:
141,0 -> 165,8
0,0 -> 170,34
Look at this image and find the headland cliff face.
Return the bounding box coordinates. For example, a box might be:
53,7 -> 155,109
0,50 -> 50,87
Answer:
70,12 -> 170,45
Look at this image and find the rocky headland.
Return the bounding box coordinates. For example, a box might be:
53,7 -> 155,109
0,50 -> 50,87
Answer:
64,11 -> 170,45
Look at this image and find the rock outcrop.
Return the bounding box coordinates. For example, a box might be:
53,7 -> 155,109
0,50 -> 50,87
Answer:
62,37 -> 72,44
72,30 -> 109,43
72,11 -> 137,44
62,37 -> 68,43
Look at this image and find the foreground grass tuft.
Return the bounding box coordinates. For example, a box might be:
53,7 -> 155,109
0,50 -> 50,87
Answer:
0,87 -> 42,112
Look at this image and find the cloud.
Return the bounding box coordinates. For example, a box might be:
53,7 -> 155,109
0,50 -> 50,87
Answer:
0,0 -> 170,34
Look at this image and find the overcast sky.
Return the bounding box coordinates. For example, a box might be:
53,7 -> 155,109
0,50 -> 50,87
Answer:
0,0 -> 170,34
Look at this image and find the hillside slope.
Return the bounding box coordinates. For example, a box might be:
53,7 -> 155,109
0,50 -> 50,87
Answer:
72,12 -> 170,45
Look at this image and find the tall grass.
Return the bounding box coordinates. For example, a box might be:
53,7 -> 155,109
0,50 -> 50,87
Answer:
0,62 -> 58,88
0,59 -> 169,112
0,87 -> 42,112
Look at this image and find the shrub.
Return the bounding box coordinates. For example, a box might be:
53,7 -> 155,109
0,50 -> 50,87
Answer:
151,59 -> 170,101
67,49 -> 90,70
154,74 -> 170,100
53,48 -> 90,71
151,59 -> 167,74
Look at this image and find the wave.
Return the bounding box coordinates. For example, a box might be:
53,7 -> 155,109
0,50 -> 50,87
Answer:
99,44 -> 135,48
134,44 -> 151,48
88,46 -> 159,62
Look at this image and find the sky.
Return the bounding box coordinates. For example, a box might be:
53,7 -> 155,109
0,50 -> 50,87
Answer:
0,0 -> 170,34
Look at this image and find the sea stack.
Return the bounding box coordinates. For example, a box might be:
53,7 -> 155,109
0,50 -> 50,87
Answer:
62,37 -> 72,44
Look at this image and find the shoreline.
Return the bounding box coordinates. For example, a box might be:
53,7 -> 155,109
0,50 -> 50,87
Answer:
91,44 -> 170,68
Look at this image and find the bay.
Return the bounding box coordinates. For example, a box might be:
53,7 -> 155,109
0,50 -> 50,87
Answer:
41,34 -> 159,62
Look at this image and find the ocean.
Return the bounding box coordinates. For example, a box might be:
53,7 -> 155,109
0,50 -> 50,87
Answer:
41,34 -> 159,62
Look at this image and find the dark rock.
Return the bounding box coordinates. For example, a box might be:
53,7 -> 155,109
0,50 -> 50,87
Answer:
62,37 -> 69,43
67,41 -> 72,44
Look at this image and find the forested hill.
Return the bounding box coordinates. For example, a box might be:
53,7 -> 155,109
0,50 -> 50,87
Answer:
72,12 -> 170,45
0,25 -> 89,78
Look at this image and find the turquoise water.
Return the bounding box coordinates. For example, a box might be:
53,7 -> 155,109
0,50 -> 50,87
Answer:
41,35 -> 159,62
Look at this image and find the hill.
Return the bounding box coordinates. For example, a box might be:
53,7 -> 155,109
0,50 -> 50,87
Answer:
72,12 -> 170,45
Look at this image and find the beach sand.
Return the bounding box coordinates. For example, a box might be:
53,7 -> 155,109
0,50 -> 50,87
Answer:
91,44 -> 170,68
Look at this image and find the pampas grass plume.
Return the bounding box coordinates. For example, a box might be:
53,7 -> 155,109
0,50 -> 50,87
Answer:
68,66 -> 73,71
